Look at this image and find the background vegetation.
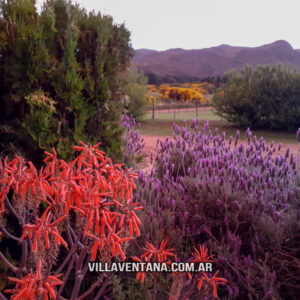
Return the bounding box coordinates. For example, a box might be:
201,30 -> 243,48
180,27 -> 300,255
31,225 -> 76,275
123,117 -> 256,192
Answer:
121,65 -> 149,121
213,64 -> 300,131
0,1 -> 299,299
0,0 -> 133,163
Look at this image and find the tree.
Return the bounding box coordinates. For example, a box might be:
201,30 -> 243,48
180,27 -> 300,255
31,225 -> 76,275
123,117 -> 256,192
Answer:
213,64 -> 300,131
122,65 -> 148,121
0,0 -> 133,163
145,85 -> 158,120
167,88 -> 180,120
190,90 -> 204,118
148,94 -> 157,119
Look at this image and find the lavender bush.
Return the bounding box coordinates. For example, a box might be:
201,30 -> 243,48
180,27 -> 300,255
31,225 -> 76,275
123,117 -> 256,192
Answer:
121,114 -> 145,167
132,120 -> 300,299
297,128 -> 300,170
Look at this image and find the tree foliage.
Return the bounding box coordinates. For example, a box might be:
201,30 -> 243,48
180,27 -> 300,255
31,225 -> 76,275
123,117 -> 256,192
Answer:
122,65 -> 148,121
145,71 -> 225,86
154,83 -> 209,119
213,64 -> 300,131
0,0 -> 133,163
156,83 -> 207,104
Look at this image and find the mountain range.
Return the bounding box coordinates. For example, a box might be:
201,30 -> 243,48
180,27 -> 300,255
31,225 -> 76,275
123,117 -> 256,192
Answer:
132,40 -> 300,81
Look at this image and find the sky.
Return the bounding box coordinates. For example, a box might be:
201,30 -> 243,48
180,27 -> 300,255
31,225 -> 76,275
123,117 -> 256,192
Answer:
44,0 -> 300,51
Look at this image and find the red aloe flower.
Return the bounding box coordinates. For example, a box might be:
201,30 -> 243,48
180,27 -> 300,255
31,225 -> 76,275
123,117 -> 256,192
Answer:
24,161 -> 53,202
169,255 -> 193,281
86,228 -> 133,261
73,141 -> 105,169
109,168 -> 137,204
197,271 -> 228,299
19,209 -> 67,252
5,260 -> 63,300
1,142 -> 142,298
141,239 -> 175,263
43,148 -> 58,175
114,201 -> 143,237
131,256 -> 147,283
0,156 -> 27,212
191,245 -> 215,263
210,270 -> 228,298
131,240 -> 175,283
70,179 -> 113,236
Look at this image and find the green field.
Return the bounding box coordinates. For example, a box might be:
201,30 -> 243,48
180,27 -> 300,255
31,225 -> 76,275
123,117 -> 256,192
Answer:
140,108 -> 298,145
143,108 -> 221,121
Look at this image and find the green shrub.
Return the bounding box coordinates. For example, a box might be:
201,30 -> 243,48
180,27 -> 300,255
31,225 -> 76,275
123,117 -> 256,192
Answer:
0,0 -> 133,163
213,64 -> 300,131
122,65 -> 149,121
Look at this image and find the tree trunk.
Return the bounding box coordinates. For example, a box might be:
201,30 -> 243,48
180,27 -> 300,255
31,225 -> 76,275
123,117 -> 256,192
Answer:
173,100 -> 176,120
152,100 -> 155,120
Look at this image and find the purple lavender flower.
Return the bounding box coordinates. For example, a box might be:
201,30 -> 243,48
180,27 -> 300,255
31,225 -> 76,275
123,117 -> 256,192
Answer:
132,119 -> 298,299
121,114 -> 145,165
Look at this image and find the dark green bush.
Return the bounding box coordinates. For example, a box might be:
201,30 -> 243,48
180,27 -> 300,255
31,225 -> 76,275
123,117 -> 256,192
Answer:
213,64 -> 300,131
122,65 -> 149,121
0,0 -> 133,163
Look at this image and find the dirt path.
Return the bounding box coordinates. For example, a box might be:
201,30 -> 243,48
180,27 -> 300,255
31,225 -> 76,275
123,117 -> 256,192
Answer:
140,135 -> 169,173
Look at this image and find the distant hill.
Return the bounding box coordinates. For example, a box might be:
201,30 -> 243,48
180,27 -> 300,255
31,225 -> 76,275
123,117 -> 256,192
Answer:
132,40 -> 300,82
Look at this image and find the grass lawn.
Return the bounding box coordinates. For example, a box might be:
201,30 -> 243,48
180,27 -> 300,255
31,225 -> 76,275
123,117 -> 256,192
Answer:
143,108 -> 221,121
140,108 -> 298,145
